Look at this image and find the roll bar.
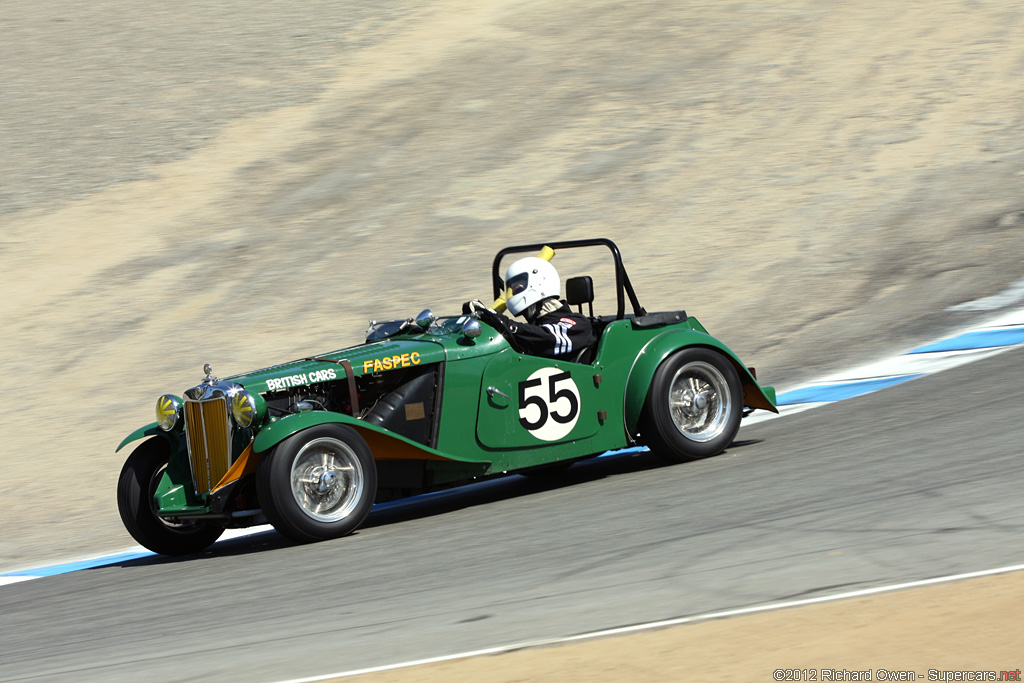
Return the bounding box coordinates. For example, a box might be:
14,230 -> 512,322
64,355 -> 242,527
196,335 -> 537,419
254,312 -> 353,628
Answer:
491,238 -> 646,320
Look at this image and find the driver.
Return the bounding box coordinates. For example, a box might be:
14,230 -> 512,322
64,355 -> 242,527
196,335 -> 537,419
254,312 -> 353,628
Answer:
464,257 -> 596,360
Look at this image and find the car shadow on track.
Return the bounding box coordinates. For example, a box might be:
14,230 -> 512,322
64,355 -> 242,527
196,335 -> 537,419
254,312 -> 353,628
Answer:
365,449 -> 667,528
373,438 -> 760,523
102,440 -> 761,567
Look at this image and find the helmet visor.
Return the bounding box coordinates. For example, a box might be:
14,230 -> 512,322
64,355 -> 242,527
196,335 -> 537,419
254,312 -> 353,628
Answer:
507,272 -> 530,296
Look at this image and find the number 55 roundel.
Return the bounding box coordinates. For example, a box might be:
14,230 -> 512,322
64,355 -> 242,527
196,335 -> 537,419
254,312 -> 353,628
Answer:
517,367 -> 581,441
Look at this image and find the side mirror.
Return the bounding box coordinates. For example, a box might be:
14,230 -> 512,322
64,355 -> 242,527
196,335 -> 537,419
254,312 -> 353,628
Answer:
462,319 -> 482,339
415,309 -> 436,330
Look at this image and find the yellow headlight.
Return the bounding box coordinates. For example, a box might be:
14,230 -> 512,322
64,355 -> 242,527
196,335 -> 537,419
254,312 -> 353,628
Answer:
155,394 -> 181,431
231,391 -> 257,428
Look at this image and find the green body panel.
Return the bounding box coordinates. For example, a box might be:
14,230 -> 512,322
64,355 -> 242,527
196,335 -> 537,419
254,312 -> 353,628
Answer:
431,326 -> 619,471
475,351 -> 603,449
116,422 -> 162,452
152,438 -> 207,514
432,317 -> 701,471
621,317 -> 776,433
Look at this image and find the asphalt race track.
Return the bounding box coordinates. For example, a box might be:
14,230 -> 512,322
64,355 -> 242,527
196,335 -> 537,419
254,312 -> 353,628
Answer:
1,345 -> 1022,682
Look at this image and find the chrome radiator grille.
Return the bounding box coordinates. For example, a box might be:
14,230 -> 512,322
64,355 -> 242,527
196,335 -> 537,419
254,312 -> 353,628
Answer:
184,397 -> 232,495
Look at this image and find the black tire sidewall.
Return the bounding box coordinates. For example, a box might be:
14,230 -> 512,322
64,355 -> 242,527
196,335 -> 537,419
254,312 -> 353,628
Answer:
640,347 -> 743,461
257,424 -> 377,543
116,437 -> 223,555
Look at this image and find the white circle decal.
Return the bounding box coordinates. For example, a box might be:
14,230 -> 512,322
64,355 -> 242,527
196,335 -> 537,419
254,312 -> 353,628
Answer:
517,367 -> 581,441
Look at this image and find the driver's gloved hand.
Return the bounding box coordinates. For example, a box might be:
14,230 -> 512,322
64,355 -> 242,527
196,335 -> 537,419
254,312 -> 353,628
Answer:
462,299 -> 488,315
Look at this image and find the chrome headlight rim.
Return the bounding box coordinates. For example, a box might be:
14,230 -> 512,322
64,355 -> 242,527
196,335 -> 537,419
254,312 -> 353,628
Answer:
230,390 -> 258,428
156,394 -> 182,432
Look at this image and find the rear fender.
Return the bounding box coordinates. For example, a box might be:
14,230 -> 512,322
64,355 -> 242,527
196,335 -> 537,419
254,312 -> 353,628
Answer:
623,330 -> 778,435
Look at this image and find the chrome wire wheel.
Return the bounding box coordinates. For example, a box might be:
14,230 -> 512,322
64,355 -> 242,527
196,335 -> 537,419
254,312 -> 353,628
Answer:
667,360 -> 732,443
289,437 -> 365,523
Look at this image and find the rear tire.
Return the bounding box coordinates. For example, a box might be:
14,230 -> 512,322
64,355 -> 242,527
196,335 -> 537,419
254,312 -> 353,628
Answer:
639,348 -> 742,462
256,424 -> 377,543
117,437 -> 224,555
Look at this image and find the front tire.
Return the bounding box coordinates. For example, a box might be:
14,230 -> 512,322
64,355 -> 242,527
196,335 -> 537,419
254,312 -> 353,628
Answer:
256,424 -> 377,543
638,348 -> 743,462
117,437 -> 224,555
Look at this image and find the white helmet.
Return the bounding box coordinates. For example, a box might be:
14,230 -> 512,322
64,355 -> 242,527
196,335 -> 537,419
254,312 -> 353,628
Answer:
504,257 -> 560,317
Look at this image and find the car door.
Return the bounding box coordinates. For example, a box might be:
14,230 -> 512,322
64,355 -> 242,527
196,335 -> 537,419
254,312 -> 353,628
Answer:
476,350 -> 603,451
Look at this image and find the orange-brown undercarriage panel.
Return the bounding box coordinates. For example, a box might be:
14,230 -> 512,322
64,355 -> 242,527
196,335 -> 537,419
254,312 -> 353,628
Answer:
353,428 -> 452,461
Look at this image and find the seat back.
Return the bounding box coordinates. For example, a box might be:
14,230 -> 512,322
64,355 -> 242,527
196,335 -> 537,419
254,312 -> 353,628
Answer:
565,276 -> 594,317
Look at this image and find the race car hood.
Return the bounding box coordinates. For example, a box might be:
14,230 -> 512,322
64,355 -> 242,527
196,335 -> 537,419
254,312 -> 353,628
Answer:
226,338 -> 448,394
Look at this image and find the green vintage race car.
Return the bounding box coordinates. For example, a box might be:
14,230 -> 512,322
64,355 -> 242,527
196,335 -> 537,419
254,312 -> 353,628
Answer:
116,239 -> 778,555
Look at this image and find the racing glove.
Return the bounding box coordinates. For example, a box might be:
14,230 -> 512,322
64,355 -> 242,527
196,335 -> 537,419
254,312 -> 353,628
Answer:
462,299 -> 490,315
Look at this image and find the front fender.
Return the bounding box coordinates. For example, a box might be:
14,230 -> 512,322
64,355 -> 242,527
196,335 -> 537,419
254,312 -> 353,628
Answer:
252,411 -> 460,462
623,330 -> 778,434
116,422 -> 164,452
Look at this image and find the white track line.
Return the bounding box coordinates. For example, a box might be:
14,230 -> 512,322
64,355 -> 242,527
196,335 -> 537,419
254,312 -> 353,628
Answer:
947,275 -> 1024,311
745,303 -> 1024,425
275,562 -> 1024,682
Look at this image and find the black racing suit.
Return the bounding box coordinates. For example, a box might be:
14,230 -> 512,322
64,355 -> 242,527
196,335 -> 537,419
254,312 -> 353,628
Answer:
482,301 -> 597,360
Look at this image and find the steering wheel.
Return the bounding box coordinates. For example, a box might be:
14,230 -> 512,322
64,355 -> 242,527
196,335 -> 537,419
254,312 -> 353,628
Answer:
476,308 -> 526,353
